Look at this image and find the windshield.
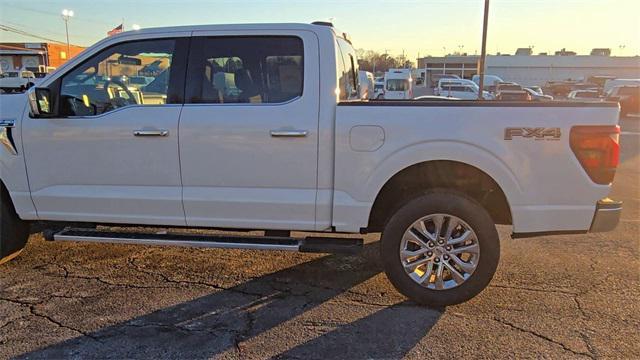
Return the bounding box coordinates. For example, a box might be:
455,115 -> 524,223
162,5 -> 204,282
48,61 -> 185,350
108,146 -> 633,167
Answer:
386,79 -> 409,91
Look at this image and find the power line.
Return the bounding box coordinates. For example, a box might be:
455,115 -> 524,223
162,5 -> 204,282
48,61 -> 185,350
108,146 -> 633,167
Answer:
0,24 -> 68,45
7,4 -> 113,26
1,19 -> 96,41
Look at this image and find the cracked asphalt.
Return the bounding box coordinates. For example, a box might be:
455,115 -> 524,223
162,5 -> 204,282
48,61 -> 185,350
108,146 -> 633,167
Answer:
1,117 -> 638,359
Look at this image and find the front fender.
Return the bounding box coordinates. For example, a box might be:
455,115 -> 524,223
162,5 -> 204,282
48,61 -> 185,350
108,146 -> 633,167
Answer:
0,94 -> 37,220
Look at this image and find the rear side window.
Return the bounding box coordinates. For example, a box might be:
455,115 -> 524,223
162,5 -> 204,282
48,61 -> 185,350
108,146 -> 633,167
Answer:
187,36 -> 303,104
336,38 -> 359,100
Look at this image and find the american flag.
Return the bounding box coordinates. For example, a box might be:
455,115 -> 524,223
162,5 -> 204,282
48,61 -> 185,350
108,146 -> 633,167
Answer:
107,24 -> 123,36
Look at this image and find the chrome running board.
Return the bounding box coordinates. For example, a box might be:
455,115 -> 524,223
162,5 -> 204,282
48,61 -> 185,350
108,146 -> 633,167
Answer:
50,228 -> 363,254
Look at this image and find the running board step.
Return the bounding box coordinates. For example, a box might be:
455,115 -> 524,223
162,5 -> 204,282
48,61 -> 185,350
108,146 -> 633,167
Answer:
50,228 -> 363,254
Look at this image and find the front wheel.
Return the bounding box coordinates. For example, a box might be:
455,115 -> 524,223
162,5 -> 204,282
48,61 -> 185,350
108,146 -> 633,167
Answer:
381,190 -> 500,306
0,186 -> 30,265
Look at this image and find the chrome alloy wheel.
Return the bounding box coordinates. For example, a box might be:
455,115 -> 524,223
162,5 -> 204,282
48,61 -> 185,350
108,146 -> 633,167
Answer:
399,214 -> 480,290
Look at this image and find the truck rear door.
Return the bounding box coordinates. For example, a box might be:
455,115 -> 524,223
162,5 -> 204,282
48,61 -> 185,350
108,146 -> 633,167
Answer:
179,31 -> 320,230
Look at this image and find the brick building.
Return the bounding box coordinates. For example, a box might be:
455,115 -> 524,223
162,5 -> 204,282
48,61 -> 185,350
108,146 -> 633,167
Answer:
0,42 -> 85,72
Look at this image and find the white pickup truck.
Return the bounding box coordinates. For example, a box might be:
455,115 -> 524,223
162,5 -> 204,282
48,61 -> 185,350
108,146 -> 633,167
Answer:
0,23 -> 622,306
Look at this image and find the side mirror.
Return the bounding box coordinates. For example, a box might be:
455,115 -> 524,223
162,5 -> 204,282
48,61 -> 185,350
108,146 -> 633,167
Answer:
27,87 -> 53,117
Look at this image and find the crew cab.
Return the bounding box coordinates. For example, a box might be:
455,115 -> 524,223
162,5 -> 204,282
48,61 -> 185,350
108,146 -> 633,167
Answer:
0,23 -> 623,306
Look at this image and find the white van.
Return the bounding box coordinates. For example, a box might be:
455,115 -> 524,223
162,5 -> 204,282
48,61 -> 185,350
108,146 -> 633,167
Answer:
384,69 -> 413,99
435,78 -> 478,96
604,79 -> 640,95
440,83 -> 493,100
358,70 -> 375,99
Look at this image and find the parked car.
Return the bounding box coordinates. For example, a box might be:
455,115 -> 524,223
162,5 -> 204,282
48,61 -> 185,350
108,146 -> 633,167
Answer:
545,80 -> 580,97
587,75 -> 616,89
2,22 -> 623,307
496,90 -> 532,101
495,82 -> 523,92
524,87 -> 553,101
472,74 -> 504,93
439,84 -> 493,100
607,85 -> 640,116
494,83 -> 530,101
527,86 -> 544,95
0,70 -> 36,93
384,69 -> 413,100
567,90 -> 601,100
373,80 -> 384,99
430,73 -> 460,88
435,78 -> 478,96
604,79 -> 640,95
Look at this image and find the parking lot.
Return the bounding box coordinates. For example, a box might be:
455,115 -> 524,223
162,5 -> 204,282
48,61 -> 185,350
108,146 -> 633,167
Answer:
1,117 -> 638,359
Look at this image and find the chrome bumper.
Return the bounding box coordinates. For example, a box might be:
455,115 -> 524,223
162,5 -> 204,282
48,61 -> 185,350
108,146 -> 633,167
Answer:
590,198 -> 623,233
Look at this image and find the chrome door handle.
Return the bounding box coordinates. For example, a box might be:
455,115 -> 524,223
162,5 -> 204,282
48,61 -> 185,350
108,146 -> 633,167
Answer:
134,129 -> 169,137
270,129 -> 308,137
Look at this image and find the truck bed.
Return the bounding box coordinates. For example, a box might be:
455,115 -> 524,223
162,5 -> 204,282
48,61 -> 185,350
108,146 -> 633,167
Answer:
332,100 -> 620,234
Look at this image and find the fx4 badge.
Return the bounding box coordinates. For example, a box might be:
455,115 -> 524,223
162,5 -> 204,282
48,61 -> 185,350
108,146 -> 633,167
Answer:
504,127 -> 561,141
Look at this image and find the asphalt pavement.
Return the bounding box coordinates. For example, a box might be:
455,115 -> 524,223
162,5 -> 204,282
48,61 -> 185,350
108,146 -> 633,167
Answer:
1,117 -> 638,359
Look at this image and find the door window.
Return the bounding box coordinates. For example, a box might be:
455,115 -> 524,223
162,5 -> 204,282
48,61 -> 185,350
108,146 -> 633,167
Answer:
59,39 -> 176,116
187,36 -> 303,104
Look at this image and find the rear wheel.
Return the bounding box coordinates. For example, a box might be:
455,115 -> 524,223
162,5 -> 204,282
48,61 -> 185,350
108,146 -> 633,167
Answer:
0,186 -> 30,265
381,190 -> 500,306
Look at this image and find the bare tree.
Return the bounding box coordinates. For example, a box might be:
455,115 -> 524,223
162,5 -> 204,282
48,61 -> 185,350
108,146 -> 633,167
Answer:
356,49 -> 414,74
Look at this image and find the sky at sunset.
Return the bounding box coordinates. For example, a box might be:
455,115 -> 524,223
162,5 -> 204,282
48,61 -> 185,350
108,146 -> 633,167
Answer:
1,0 -> 639,60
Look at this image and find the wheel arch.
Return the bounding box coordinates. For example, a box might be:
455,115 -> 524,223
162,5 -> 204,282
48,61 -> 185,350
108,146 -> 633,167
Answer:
366,159 -> 514,232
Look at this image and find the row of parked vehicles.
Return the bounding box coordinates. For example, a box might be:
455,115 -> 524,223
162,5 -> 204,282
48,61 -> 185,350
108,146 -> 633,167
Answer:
361,70 -> 639,117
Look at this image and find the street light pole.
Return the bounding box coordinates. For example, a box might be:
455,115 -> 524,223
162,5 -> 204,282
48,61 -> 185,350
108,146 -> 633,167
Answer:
477,0 -> 489,100
61,9 -> 74,58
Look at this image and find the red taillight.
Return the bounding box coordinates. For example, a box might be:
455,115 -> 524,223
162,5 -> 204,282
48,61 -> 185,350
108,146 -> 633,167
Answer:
570,125 -> 620,184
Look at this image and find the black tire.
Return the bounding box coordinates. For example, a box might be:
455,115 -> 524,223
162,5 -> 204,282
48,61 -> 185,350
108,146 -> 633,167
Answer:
381,189 -> 500,306
0,185 -> 30,265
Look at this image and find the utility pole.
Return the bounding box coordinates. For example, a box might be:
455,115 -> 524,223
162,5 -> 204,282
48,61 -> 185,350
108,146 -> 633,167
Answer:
61,9 -> 74,58
477,0 -> 490,100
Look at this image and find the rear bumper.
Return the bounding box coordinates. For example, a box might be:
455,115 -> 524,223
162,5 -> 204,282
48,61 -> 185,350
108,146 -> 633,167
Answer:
511,198 -> 622,239
589,198 -> 623,233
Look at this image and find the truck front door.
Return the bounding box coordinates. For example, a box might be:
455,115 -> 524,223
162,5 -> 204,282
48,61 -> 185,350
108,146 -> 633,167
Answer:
179,32 -> 320,230
22,37 -> 189,225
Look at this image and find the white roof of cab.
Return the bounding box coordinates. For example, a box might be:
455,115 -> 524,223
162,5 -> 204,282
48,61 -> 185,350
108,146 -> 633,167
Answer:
110,22 -> 335,38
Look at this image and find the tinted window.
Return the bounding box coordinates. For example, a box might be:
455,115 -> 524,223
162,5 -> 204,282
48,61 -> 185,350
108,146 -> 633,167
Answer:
60,39 -> 175,116
188,36 -> 303,104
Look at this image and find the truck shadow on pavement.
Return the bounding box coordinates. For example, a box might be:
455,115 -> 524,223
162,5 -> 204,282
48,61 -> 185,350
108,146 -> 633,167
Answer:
20,242 -> 443,359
